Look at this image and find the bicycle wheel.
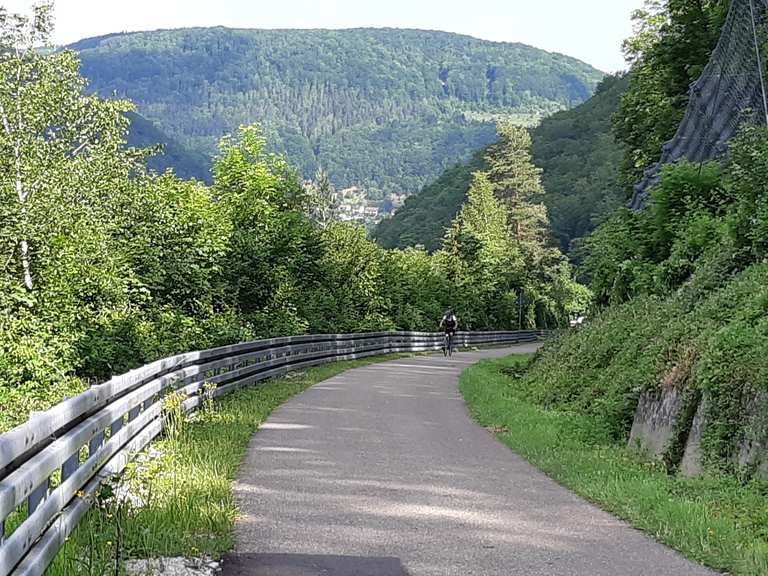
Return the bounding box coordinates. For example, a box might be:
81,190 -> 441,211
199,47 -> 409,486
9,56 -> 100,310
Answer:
448,333 -> 454,357
443,334 -> 448,356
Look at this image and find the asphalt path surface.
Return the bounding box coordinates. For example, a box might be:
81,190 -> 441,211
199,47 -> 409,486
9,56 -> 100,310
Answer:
223,346 -> 717,576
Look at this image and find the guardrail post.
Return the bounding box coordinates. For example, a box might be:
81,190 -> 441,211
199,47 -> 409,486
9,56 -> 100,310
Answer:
28,479 -> 49,514
89,430 -> 105,457
111,415 -> 124,436
61,453 -> 80,482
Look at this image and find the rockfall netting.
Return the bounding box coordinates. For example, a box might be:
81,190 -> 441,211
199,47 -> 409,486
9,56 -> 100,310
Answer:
631,0 -> 768,209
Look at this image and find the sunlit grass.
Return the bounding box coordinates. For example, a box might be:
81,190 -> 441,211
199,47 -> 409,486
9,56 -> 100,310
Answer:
460,355 -> 768,576
46,354 -> 414,576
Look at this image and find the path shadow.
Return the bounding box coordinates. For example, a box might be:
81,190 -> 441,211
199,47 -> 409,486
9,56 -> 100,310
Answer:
221,553 -> 407,576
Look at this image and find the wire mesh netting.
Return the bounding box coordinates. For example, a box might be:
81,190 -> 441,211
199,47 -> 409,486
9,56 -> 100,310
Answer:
630,0 -> 768,209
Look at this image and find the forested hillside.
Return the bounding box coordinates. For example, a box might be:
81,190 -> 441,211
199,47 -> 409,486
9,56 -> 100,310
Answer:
531,74 -> 628,250
125,112 -> 212,182
375,74 -> 628,251
374,150 -> 486,252
71,27 -> 603,200
0,7 -> 585,432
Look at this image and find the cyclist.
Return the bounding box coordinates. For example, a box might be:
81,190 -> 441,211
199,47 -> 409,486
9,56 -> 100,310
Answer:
440,309 -> 458,356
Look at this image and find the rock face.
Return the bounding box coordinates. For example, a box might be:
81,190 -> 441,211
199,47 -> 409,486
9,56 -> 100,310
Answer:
629,387 -> 686,459
680,398 -> 707,478
630,384 -> 768,480
737,389 -> 768,478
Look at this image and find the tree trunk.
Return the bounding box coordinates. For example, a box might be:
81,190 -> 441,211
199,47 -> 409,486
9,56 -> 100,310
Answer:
15,138 -> 33,291
19,239 -> 32,290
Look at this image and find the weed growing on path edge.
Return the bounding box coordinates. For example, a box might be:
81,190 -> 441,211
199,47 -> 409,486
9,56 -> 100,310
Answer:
460,355 -> 768,576
45,354 -> 415,576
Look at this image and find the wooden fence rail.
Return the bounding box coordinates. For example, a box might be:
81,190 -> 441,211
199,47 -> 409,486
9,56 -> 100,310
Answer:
0,330 -> 541,575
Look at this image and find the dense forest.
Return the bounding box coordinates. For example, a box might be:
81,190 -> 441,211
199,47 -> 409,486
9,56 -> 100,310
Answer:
71,27 -> 603,200
375,73 -> 629,252
521,0 -> 768,485
125,112 -> 212,182
0,6 -> 585,432
374,149 -> 486,252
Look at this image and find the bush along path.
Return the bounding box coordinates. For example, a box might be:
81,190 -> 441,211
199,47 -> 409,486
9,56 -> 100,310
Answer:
461,354 -> 768,576
220,346 -> 713,576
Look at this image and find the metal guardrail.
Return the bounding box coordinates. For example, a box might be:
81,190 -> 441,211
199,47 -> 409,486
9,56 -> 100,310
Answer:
0,330 -> 540,575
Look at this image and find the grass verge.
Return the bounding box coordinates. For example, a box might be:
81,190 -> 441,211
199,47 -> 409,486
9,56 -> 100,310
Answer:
46,353 -> 413,576
460,354 -> 768,576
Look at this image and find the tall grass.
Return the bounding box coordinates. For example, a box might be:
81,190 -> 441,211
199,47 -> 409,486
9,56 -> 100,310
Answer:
46,354 -> 412,576
461,355 -> 768,576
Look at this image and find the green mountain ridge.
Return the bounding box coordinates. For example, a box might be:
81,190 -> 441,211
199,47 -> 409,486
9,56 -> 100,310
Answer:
70,27 -> 603,199
374,74 -> 628,251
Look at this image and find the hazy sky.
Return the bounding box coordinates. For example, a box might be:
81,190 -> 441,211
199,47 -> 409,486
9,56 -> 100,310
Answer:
4,0 -> 646,72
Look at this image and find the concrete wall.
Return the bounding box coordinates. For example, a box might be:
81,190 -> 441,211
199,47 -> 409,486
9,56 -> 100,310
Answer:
630,385 -> 768,480
629,387 -> 685,459
680,398 -> 706,478
736,389 -> 768,478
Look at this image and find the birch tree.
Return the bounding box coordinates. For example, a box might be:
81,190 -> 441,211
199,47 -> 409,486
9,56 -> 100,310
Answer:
0,2 -> 133,294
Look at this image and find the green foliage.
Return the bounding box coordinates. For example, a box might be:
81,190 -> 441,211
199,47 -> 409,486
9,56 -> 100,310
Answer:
525,261 -> 768,476
725,123 -> 768,259
375,75 -> 629,253
438,172 -> 523,329
382,248 -> 448,330
72,27 -> 603,197
578,157 -> 731,306
486,122 -> 549,243
528,122 -> 768,476
433,129 -> 589,330
614,0 -> 728,188
461,355 -> 768,576
300,223 -> 392,334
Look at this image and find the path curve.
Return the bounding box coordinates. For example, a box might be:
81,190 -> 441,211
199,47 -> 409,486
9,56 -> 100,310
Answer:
224,346 -> 717,576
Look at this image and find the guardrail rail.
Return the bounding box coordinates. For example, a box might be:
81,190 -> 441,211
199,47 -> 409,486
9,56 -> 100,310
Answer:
0,330 -> 541,575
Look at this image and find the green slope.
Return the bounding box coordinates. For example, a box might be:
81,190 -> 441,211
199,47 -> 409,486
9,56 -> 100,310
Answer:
373,150 -> 486,251
71,27 -> 603,199
125,112 -> 212,183
375,74 -> 628,251
532,74 -> 628,250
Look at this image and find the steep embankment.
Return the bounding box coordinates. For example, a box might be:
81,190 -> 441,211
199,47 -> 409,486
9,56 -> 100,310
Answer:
71,28 -> 603,198
374,74 -> 627,251
519,0 -> 768,482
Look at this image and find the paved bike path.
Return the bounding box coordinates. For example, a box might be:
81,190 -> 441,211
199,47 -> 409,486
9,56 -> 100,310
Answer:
223,346 -> 717,576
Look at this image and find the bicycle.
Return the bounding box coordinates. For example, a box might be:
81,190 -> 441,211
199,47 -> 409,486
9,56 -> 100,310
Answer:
443,331 -> 454,357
